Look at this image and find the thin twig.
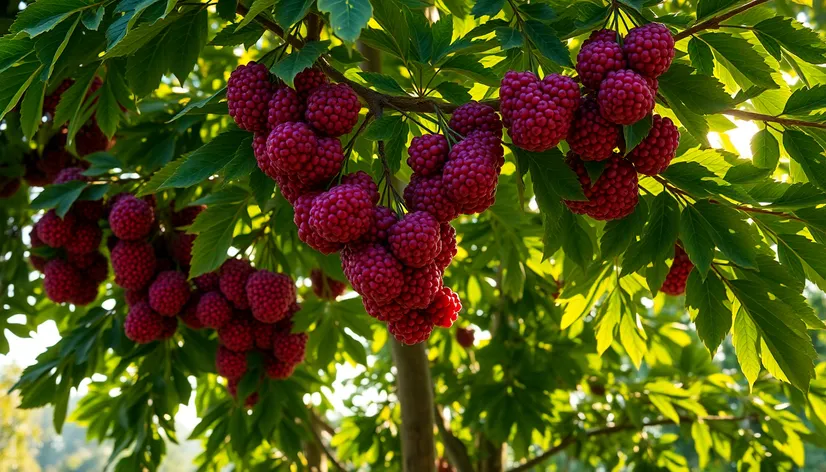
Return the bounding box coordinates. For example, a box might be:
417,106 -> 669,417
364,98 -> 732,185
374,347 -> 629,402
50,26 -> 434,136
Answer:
673,0 -> 770,41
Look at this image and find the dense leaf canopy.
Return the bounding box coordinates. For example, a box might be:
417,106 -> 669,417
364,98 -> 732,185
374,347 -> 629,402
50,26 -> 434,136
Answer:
2,0 -> 826,471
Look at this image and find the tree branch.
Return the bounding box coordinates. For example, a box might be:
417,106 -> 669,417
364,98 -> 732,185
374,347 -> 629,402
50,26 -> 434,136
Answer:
434,405 -> 474,472
391,341 -> 437,472
724,109 -> 826,130
306,417 -> 347,471
673,0 -> 770,41
507,415 -> 756,472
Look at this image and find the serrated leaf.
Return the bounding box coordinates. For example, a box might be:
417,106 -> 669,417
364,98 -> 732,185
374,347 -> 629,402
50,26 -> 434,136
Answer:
34,15 -> 80,81
689,200 -> 759,268
724,162 -> 772,184
20,78 -> 45,140
155,129 -> 252,190
10,0 -> 92,37
783,129 -> 826,191
783,84 -> 826,116
495,27 -> 523,50
729,279 -> 816,392
686,270 -> 730,352
438,55 -> 499,87
211,22 -> 264,47
0,62 -> 43,121
471,0 -> 504,17
106,10 -> 179,57
31,180 -> 87,217
521,147 -> 585,201
701,32 -> 778,90
96,78 -> 122,139
619,304 -> 647,369
753,17 -> 826,64
750,129 -> 779,170
522,20 -> 572,67
370,0 -> 408,58
679,206 -> 714,277
621,192 -> 680,276
435,82 -> 471,104
222,136 -> 257,181
688,37 -> 714,75
775,233 -> 826,283
0,37 -> 34,75
697,0 -> 738,20
658,63 -> 732,115
601,200 -> 648,258
168,87 -> 226,122
317,0 -> 372,43
189,201 -> 248,277
357,72 -> 406,95
623,114 -> 652,154
167,9 -> 208,84
237,0 -> 275,29
560,210 -> 593,268
271,40 -> 330,88
274,0 -> 313,28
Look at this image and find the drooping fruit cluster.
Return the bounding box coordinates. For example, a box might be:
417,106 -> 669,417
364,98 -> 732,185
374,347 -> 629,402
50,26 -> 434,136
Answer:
660,245 -> 693,296
225,64 -> 358,202
500,25 -> 679,221
194,259 -> 306,405
310,269 -> 347,300
29,168 -> 107,305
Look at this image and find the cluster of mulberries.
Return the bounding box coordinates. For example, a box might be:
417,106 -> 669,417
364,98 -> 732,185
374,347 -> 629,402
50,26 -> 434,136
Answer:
194,259 -> 306,405
660,245 -> 693,296
29,167 -> 107,305
226,63 -> 357,203
500,25 -> 679,222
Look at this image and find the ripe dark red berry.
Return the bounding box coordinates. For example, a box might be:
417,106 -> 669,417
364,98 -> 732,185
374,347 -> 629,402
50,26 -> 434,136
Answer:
425,287 -> 462,328
576,40 -> 626,91
442,155 -> 498,209
342,243 -> 405,304
388,211 -> 442,268
448,101 -> 503,137
597,69 -> 654,125
564,152 -> 639,221
124,302 -> 165,344
567,99 -> 621,162
54,166 -> 88,184
179,295 -> 205,330
196,291 -> 233,329
456,327 -> 474,347
661,245 -> 693,295
170,204 -> 206,228
435,223 -> 457,272
264,356 -> 295,380
340,171 -> 380,205
272,332 -> 307,365
148,270 -> 191,316
218,316 -> 255,352
111,240 -> 156,289
64,222 -> 101,255
219,259 -> 255,310
252,320 -> 275,349
356,205 -> 398,244
309,184 -> 374,244
293,193 -> 344,254
305,83 -> 361,137
584,29 -> 618,47
623,23 -> 675,79
296,137 -> 345,187
246,270 -> 296,323
294,68 -> 329,101
227,62 -> 273,132
388,310 -> 434,345
109,195 -> 154,241
44,259 -> 80,303
362,297 -> 407,323
194,272 -> 220,292
397,264 -> 442,310
37,210 -> 75,248
216,345 -> 247,379
628,115 -> 680,176
407,134 -> 449,176
267,86 -> 304,128
404,174 -> 459,223
266,121 -> 318,176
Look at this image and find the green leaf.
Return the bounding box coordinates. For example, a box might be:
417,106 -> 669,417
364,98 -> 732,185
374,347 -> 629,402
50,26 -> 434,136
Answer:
370,0 -> 409,58
317,0 -> 372,43
10,0 -> 92,37
601,199 -> 648,258
189,201 -> 248,277
153,129 -> 251,190
34,15 -> 80,81
658,63 -> 732,115
20,78 -> 46,140
679,206 -> 715,277
211,22 -> 264,48
521,147 -> 585,201
357,72 -> 407,95
750,129 -> 780,170
435,82 -> 472,104
623,114 -> 652,154
249,168 -> 275,208
688,37 -> 714,75
83,152 -> 123,176
0,62 -> 44,121
495,27 -> 523,50
236,0 -> 275,30
618,301 -> 647,369
775,233 -> 826,283
649,394 -> 680,424
0,37 -> 34,74
783,85 -> 826,116
439,55 -> 499,87
471,0 -> 504,17
216,0 -> 236,20
688,200 -> 759,269
783,129 -> 826,191
96,78 -> 121,139
271,40 -> 330,88
700,32 -> 778,89
31,181 -> 87,217
696,0 -> 738,20
753,17 -> 826,64
106,10 -> 179,57
274,0 -> 313,28
166,9 -> 208,84
729,279 -> 817,392
168,87 -> 226,122
126,26 -> 173,97
560,210 -> 593,268
364,115 -> 406,141
522,20 -> 572,67
621,192 -> 680,276
685,270 -> 731,353
222,136 -> 257,181
724,162 -> 772,184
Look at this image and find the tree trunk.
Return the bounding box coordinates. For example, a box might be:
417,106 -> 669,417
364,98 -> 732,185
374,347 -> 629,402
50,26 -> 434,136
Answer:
391,340 -> 437,472
305,420 -> 328,472
476,434 -> 505,472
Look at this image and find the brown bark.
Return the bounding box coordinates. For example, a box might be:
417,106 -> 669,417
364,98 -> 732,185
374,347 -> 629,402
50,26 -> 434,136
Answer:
391,341 -> 437,472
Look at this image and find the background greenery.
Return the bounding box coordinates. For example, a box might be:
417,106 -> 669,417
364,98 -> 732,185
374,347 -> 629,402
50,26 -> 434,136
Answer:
3,0 -> 826,470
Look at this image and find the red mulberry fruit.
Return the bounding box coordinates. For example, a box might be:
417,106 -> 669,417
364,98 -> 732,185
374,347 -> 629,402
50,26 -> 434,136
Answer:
246,270 -> 296,323
227,62 -> 273,132
564,152 -> 639,221
272,332 -> 307,365
196,291 -> 233,329
661,245 -> 693,296
425,287 -> 461,328
148,270 -> 191,316
109,195 -> 154,241
448,101 -> 502,137
567,99 -> 621,162
124,302 -> 164,344
576,40 -> 626,90
628,115 -> 679,176
216,345 -> 247,379
266,122 -> 318,175
294,193 -> 344,254
342,243 -> 404,304
407,134 -> 449,176
396,263 -> 442,310
623,23 -> 675,79
218,316 -> 255,352
309,184 -> 374,243
388,211 -> 442,268
388,310 -> 434,345
111,240 -> 156,289
305,83 -> 361,137
267,86 -> 304,128
37,210 -> 75,248
597,69 -> 654,125
44,259 -> 80,303
219,259 -> 255,309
